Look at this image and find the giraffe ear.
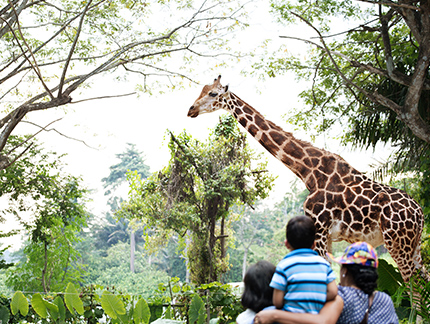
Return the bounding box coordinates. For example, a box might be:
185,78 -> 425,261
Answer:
224,85 -> 229,92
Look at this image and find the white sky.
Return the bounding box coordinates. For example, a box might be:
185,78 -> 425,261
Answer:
1,1 -> 393,249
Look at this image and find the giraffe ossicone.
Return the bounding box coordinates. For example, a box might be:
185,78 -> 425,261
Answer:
188,75 -> 426,282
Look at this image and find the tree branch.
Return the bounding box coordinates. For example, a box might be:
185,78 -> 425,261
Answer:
290,10 -> 430,143
58,0 -> 92,97
7,0 -> 54,99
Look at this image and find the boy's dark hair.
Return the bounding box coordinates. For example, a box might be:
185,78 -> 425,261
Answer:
241,260 -> 275,313
286,215 -> 316,249
344,264 -> 378,295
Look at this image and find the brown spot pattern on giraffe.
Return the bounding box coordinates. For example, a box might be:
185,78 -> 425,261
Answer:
254,115 -> 269,130
238,117 -> 248,128
259,133 -> 278,154
248,124 -> 258,137
307,148 -> 323,157
288,141 -> 305,159
269,131 -> 286,146
243,106 -> 253,115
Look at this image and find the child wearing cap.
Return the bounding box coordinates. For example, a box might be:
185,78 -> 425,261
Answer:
328,241 -> 399,324
270,215 -> 338,314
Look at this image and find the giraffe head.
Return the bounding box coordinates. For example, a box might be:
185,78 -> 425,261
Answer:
187,75 -> 229,118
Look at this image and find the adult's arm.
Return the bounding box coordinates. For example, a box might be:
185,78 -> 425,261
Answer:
254,295 -> 343,324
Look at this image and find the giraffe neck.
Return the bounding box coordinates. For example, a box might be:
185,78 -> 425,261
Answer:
224,92 -> 357,192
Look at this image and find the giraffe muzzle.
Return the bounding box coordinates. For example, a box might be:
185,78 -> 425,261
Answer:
187,106 -> 199,118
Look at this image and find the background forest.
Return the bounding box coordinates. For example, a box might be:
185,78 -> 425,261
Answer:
1,0 -> 430,323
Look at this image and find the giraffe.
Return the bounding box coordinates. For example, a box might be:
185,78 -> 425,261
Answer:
187,75 -> 426,283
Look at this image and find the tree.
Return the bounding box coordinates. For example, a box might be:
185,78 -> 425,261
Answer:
102,143 -> 151,195
5,168 -> 89,293
262,1 -> 430,172
0,136 -> 72,234
230,204 -> 277,280
0,136 -> 89,292
0,0 -> 250,170
101,143 -> 151,273
120,114 -> 275,285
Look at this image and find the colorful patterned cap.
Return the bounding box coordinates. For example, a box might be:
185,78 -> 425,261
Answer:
327,242 -> 378,268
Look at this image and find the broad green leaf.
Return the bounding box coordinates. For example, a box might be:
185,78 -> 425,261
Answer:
53,296 -> 66,322
134,298 -> 150,324
118,311 -> 131,323
100,290 -> 126,320
164,306 -> 172,320
45,298 -> 59,320
188,294 -> 205,324
378,259 -> 403,295
31,293 -> 48,318
0,305 -> 10,323
11,291 -> 28,316
65,282 -> 84,315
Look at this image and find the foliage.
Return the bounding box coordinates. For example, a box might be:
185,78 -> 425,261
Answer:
266,1 -> 430,144
377,259 -> 403,297
394,273 -> 430,323
153,277 -> 243,324
0,245 -> 13,270
0,0 -> 253,170
5,183 -> 89,293
0,136 -> 89,293
120,114 -> 275,285
0,280 -> 242,324
0,136 -> 66,232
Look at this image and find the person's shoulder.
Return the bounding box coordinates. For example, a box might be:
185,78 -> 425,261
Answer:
236,309 -> 256,324
337,286 -> 363,300
375,291 -> 394,303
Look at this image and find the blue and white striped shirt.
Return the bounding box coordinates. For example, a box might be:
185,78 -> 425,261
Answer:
270,248 -> 336,314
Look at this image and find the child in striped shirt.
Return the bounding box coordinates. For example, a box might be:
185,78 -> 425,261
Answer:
270,215 -> 337,314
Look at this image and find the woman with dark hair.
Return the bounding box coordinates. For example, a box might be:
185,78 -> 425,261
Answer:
328,242 -> 398,324
236,260 -> 276,324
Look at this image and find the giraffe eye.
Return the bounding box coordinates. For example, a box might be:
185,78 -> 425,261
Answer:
209,92 -> 217,97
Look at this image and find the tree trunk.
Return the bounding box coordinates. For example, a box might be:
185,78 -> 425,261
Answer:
130,229 -> 135,273
41,242 -> 48,293
242,246 -> 248,279
220,216 -> 225,259
185,232 -> 191,283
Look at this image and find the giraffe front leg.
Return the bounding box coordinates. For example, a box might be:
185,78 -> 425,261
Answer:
304,194 -> 333,258
314,227 -> 331,258
305,210 -> 332,258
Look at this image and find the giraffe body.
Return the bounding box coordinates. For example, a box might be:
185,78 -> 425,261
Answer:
187,76 -> 425,282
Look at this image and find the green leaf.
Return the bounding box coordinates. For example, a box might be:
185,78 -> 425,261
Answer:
31,293 -> 48,318
100,290 -> 126,320
134,298 -> 150,324
45,298 -> 60,320
53,296 -> 66,322
164,306 -> 172,320
188,294 -> 205,324
65,282 -> 84,315
0,305 -> 10,323
378,259 -> 403,295
11,291 -> 28,316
